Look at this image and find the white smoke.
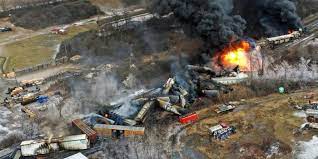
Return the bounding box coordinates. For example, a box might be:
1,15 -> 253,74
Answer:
295,136 -> 318,159
0,106 -> 22,140
91,72 -> 120,103
258,57 -> 318,81
65,71 -> 146,118
112,89 -> 147,117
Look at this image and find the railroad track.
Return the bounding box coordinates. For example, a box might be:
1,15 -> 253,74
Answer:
257,12 -> 318,51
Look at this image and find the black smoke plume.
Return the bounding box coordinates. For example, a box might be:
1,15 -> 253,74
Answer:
150,0 -> 247,48
234,0 -> 303,37
256,0 -> 303,36
151,0 -> 303,42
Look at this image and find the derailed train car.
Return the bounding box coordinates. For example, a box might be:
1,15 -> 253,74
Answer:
20,134 -> 90,157
72,119 -> 98,143
266,29 -> 303,47
93,124 -> 145,138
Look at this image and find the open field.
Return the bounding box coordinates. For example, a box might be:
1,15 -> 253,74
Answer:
182,88 -> 318,158
1,23 -> 97,72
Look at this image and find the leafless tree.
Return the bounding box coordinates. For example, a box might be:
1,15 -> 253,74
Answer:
0,0 -> 8,11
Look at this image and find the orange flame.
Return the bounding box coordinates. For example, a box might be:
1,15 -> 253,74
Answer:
219,41 -> 251,71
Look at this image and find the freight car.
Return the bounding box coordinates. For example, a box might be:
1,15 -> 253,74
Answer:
20,134 -> 89,157
93,124 -> 145,138
21,93 -> 38,105
266,29 -> 303,48
134,101 -> 154,123
179,112 -> 199,124
72,119 -> 97,143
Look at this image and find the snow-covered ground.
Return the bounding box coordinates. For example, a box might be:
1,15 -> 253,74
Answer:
295,136 -> 318,159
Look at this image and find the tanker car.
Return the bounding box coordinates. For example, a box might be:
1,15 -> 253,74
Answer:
266,29 -> 303,48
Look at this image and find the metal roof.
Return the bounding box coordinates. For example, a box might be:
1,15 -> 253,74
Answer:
209,125 -> 223,133
62,134 -> 87,142
64,153 -> 88,159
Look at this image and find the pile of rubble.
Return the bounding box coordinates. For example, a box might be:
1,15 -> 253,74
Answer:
2,79 -> 43,108
298,100 -> 318,130
291,93 -> 318,131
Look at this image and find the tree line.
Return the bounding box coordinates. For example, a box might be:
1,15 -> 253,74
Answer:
0,0 -> 69,11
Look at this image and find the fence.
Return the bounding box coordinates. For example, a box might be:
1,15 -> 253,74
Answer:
42,70 -> 78,83
14,56 -> 69,76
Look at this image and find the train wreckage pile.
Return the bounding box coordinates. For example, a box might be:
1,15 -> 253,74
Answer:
0,64 -> 244,158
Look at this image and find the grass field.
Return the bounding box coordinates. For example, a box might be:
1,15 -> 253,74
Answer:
184,88 -> 318,158
2,23 -> 97,71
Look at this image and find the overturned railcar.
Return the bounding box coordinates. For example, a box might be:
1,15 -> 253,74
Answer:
72,119 -> 97,143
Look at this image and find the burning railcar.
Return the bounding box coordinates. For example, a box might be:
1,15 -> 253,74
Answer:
213,40 -> 263,74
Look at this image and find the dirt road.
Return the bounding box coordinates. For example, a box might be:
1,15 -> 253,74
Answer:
15,64 -> 79,82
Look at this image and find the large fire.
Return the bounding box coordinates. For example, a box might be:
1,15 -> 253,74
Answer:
218,40 -> 252,71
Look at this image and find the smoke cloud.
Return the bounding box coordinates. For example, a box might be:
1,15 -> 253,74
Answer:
150,0 -> 246,47
151,0 -> 303,42
233,0 -> 303,37
256,0 -> 303,36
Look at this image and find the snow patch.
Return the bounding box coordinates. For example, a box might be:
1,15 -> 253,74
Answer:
296,136 -> 318,159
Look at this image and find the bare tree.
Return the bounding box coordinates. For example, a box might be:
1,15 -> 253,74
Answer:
0,0 -> 8,11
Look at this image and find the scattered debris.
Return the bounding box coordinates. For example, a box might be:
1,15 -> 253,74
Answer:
209,123 -> 236,140
299,109 -> 318,131
2,72 -> 16,78
70,55 -> 82,63
304,92 -> 315,99
215,104 -> 236,114
37,95 -> 48,104
0,27 -> 12,32
51,27 -> 67,35
299,102 -> 318,111
21,107 -> 39,119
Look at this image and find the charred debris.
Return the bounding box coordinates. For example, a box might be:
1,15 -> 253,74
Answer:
0,60 -> 246,158
0,0 -> 317,158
